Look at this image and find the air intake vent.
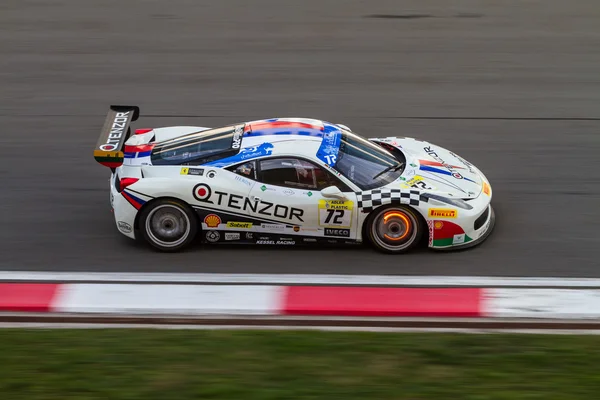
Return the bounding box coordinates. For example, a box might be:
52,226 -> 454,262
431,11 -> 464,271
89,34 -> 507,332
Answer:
474,206 -> 490,230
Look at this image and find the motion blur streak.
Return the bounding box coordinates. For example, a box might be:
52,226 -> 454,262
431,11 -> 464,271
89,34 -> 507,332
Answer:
0,1 -> 599,275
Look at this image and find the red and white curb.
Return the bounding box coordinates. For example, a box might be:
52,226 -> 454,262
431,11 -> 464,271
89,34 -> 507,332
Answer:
2,282 -> 600,319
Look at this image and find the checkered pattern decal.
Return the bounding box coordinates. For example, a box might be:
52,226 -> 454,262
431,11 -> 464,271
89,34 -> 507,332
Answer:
355,189 -> 429,212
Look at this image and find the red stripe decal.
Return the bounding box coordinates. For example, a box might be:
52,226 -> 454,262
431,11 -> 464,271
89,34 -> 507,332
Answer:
281,286 -> 482,317
124,144 -> 155,153
249,121 -> 324,131
122,191 -> 143,210
0,283 -> 61,312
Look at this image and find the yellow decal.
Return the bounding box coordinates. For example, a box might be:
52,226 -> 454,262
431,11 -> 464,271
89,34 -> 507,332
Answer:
226,222 -> 253,229
428,209 -> 458,219
401,175 -> 434,190
483,182 -> 491,196
434,221 -> 444,229
180,167 -> 189,175
318,199 -> 354,210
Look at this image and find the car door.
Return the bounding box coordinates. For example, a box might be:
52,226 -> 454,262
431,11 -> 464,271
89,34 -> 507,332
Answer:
247,157 -> 358,242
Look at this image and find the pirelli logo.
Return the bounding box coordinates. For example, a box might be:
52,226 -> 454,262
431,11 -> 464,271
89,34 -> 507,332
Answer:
428,208 -> 457,219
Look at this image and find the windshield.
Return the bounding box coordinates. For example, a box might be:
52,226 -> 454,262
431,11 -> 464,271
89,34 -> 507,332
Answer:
151,125 -> 242,166
333,130 -> 405,190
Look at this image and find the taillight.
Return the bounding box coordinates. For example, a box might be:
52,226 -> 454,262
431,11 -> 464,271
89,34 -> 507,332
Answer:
119,177 -> 139,192
135,128 -> 153,135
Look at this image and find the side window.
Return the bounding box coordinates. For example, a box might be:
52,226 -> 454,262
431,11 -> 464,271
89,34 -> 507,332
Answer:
229,161 -> 256,180
258,158 -> 348,191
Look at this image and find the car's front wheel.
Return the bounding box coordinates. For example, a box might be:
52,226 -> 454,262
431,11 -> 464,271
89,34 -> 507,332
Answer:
366,205 -> 422,254
139,199 -> 198,252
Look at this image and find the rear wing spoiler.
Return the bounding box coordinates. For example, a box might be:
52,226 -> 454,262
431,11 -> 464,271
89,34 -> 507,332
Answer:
93,105 -> 140,168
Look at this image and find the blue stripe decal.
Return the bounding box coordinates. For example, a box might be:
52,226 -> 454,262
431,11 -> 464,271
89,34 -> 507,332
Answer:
123,190 -> 147,206
124,151 -> 152,159
202,142 -> 275,167
420,165 -> 476,183
316,125 -> 342,166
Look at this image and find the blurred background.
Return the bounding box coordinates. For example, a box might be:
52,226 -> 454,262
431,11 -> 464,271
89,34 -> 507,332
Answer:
1,0 -> 599,274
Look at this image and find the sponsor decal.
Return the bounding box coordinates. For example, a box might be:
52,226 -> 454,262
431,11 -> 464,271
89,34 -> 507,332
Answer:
401,175 -> 434,190
245,232 -> 254,240
282,188 -> 295,196
232,126 -> 242,149
303,238 -> 317,242
117,221 -> 132,233
204,214 -> 222,228
483,182 -> 491,196
234,175 -> 253,186
422,146 -> 465,180
452,233 -> 466,244
306,191 -> 313,197
318,199 -> 353,227
434,221 -> 444,229
261,223 -> 286,231
193,183 -> 212,202
260,185 -> 267,192
181,167 -> 204,176
428,209 -> 457,219
226,221 -> 253,229
317,130 -> 342,166
192,184 -> 304,222
205,230 -> 220,243
449,151 -> 476,173
99,111 -> 130,151
324,228 -> 350,237
293,226 -> 300,232
204,142 -> 275,167
225,232 -> 240,241
257,240 -> 295,245
427,220 -> 434,246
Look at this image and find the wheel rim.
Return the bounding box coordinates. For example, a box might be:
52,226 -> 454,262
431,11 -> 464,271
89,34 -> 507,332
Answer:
371,208 -> 418,251
145,204 -> 191,248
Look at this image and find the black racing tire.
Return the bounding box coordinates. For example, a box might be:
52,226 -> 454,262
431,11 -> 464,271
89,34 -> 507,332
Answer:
139,198 -> 198,252
366,205 -> 423,254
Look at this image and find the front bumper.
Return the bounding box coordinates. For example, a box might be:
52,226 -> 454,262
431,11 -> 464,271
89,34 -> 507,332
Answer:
426,177 -> 495,250
428,204 -> 495,250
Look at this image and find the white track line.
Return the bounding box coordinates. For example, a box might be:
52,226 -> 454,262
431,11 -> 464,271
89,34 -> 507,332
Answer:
3,323 -> 600,334
2,271 -> 600,287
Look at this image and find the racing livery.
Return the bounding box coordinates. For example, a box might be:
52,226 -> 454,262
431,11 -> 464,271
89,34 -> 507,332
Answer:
94,105 -> 495,253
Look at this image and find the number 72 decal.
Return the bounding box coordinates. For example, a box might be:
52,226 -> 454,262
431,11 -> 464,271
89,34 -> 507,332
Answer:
318,200 -> 353,227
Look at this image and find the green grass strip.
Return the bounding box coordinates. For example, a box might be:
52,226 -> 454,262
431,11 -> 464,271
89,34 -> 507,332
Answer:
1,329 -> 600,399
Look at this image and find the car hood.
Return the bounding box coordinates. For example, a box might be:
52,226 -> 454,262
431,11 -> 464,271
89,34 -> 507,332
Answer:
370,137 -> 484,199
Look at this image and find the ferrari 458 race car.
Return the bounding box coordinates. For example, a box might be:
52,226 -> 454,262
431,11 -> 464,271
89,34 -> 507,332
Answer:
94,105 -> 495,253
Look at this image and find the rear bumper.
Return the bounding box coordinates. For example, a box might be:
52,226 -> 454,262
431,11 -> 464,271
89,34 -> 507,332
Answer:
110,173 -> 138,240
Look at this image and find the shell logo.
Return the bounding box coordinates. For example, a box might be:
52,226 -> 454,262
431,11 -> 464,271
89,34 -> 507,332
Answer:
434,221 -> 444,230
204,214 -> 221,228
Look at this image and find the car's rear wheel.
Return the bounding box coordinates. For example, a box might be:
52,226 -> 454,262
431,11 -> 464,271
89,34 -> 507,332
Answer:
366,205 -> 422,254
140,199 -> 198,252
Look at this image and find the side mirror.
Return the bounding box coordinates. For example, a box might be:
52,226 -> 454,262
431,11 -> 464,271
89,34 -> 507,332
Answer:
320,186 -> 346,200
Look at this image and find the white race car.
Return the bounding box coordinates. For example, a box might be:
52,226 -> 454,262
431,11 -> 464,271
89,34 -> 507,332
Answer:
95,105 -> 495,253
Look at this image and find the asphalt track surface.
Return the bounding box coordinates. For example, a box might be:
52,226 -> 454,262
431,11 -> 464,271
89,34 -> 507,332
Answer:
1,0 -> 599,277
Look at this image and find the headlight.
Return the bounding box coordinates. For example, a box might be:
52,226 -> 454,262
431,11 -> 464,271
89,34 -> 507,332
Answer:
421,193 -> 473,210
